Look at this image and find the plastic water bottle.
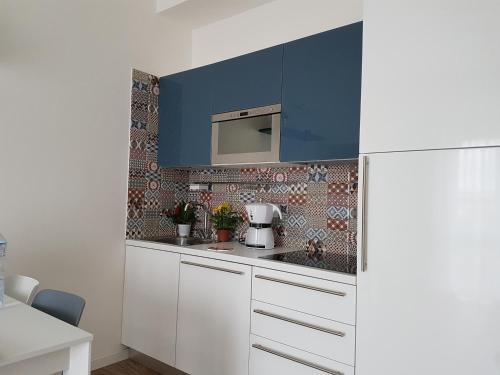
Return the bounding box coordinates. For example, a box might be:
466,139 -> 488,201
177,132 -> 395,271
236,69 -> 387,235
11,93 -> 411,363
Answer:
0,234 -> 6,307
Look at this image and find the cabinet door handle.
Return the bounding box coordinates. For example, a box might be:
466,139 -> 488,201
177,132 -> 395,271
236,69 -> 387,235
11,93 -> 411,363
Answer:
254,275 -> 346,297
252,344 -> 343,375
253,309 -> 345,337
361,155 -> 369,272
181,261 -> 244,275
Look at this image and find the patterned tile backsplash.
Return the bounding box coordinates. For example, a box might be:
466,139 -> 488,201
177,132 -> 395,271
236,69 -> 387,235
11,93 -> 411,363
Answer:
127,69 -> 358,258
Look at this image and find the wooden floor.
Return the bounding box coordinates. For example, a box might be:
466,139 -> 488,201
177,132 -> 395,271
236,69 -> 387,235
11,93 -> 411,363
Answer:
92,360 -> 161,375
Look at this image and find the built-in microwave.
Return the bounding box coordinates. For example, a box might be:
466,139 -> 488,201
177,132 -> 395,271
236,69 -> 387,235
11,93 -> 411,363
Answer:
211,104 -> 281,165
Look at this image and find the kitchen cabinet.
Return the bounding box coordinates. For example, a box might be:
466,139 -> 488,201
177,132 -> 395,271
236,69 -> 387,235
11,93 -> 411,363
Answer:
356,148 -> 500,375
249,335 -> 354,375
252,267 -> 356,325
211,45 -> 283,114
280,22 -> 363,162
176,255 -> 252,375
121,246 -> 180,366
158,65 -> 213,167
251,300 -> 355,365
360,0 -> 500,153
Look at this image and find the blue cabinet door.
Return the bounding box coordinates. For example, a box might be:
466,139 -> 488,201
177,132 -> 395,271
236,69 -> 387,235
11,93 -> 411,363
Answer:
281,22 -> 363,162
158,66 -> 213,167
212,45 -> 283,114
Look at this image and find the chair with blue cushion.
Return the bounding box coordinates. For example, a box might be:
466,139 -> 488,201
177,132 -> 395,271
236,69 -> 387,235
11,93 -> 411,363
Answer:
31,289 -> 86,327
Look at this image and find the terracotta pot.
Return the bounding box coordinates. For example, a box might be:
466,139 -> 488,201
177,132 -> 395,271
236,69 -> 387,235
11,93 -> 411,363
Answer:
217,229 -> 232,242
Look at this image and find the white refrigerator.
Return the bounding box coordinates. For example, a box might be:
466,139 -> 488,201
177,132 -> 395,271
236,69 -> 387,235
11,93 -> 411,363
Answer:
356,147 -> 500,374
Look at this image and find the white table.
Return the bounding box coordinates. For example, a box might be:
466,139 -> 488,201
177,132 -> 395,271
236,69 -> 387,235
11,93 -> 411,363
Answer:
0,295 -> 93,375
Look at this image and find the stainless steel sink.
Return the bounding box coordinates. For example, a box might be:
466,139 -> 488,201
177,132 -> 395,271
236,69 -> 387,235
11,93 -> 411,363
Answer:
145,237 -> 215,246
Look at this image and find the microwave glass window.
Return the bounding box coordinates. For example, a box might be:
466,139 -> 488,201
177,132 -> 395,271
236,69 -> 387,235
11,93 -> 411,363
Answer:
217,115 -> 273,155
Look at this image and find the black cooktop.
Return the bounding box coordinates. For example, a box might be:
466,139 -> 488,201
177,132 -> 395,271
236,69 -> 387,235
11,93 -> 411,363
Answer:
260,250 -> 357,275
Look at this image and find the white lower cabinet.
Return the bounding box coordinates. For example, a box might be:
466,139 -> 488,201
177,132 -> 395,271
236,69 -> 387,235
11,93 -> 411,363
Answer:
122,245 -> 357,375
176,254 -> 252,375
252,267 -> 356,325
250,335 -> 354,375
250,300 -> 355,366
122,246 -> 180,366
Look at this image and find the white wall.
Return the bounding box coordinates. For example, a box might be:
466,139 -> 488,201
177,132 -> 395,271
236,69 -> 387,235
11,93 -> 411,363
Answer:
157,0 -> 188,13
191,0 -> 363,67
0,0 -> 190,368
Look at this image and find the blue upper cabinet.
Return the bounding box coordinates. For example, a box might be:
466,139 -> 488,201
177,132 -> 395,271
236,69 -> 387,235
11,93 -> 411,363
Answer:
159,65 -> 213,167
211,45 -> 284,114
280,22 -> 363,162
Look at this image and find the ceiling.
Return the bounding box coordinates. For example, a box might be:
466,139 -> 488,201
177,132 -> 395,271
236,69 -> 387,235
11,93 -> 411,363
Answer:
157,0 -> 277,29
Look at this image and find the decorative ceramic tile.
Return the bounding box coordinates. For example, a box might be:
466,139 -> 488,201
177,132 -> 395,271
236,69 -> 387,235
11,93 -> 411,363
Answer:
132,79 -> 149,92
305,228 -> 328,241
131,120 -> 147,130
287,215 -> 307,228
146,134 -> 159,155
349,182 -> 358,195
327,218 -> 348,231
289,183 -> 307,194
348,217 -> 358,231
270,184 -> 289,194
256,167 -> 273,181
200,192 -> 212,204
128,177 -> 145,190
226,184 -> 239,193
328,193 -> 348,207
128,188 -> 144,209
308,164 -> 328,183
328,182 -> 349,195
130,129 -> 147,143
327,162 -> 353,183
347,231 -> 357,247
289,166 -> 307,173
238,191 -> 256,204
288,193 -> 307,206
240,168 -> 257,182
283,227 -> 307,249
132,69 -> 149,81
272,171 -> 288,183
147,179 -> 160,191
327,206 -> 349,219
256,183 -> 272,193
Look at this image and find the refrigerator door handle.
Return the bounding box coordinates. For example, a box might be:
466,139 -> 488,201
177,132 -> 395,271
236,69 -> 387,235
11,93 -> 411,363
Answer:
361,155 -> 369,272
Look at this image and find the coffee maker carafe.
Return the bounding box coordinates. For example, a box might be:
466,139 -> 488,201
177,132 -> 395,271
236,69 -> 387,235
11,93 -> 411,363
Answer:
245,203 -> 282,249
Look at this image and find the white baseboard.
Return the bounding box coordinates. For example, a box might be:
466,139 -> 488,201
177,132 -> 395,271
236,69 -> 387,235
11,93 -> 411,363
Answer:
91,348 -> 130,370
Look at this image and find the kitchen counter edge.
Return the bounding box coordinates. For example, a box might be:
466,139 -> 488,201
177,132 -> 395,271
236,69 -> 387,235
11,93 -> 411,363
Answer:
125,239 -> 356,285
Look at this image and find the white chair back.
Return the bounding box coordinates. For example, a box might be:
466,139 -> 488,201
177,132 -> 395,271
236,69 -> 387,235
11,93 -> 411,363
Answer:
5,275 -> 40,304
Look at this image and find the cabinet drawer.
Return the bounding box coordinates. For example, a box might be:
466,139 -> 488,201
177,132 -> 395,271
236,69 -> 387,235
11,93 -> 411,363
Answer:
249,335 -> 354,375
252,268 -> 356,324
251,301 -> 355,365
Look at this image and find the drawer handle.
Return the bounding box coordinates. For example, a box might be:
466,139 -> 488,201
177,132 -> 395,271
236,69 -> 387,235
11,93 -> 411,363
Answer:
252,344 -> 343,375
181,261 -> 244,275
254,275 -> 346,297
253,309 -> 346,337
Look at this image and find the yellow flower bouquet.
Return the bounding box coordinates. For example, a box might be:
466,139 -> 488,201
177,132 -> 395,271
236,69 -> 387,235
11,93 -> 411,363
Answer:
209,202 -> 242,242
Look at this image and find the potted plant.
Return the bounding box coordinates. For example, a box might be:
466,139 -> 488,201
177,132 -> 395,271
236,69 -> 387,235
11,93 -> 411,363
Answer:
165,201 -> 196,237
209,202 -> 242,242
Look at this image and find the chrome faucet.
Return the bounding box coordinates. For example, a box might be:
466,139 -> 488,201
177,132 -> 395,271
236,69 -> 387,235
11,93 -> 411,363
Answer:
185,202 -> 212,240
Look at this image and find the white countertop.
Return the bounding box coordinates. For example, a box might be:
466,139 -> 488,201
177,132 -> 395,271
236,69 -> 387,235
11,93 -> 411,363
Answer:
126,240 -> 356,285
0,297 -> 93,368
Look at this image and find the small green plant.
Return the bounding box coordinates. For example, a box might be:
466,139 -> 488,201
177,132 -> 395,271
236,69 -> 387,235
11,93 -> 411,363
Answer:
164,201 -> 196,225
209,202 -> 242,230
